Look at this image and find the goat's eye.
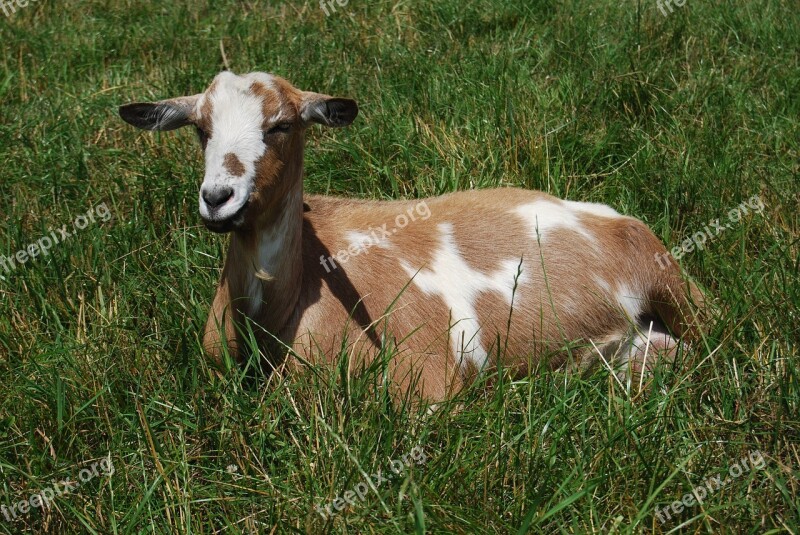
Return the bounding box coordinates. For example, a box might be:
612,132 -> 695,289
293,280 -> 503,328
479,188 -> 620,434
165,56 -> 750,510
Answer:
195,127 -> 209,149
265,123 -> 292,139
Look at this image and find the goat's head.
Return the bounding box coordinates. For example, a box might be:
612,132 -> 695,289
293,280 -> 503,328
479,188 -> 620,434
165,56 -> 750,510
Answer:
119,71 -> 358,233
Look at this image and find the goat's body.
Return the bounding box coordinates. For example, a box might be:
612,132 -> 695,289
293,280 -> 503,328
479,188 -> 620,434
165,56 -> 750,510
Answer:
207,187 -> 700,400
120,71 -> 702,401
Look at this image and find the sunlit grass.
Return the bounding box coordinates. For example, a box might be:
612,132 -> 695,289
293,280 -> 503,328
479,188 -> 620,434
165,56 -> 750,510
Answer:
0,0 -> 798,533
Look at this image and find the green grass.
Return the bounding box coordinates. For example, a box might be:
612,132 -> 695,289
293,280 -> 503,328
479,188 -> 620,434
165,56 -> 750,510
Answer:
1,0 -> 798,533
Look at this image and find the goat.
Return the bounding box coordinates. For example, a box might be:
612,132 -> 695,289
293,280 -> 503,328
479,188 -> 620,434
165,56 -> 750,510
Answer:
119,71 -> 703,400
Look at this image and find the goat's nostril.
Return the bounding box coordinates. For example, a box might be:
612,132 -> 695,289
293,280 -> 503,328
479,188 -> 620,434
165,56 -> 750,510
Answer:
202,187 -> 234,210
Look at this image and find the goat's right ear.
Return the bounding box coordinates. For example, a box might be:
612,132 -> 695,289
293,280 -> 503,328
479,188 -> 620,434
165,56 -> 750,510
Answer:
118,95 -> 200,131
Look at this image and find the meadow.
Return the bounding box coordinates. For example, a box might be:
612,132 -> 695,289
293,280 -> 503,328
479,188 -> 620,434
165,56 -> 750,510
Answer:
0,0 -> 798,533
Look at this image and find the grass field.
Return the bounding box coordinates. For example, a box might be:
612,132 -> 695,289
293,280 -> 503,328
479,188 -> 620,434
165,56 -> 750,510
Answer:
1,0 -> 798,533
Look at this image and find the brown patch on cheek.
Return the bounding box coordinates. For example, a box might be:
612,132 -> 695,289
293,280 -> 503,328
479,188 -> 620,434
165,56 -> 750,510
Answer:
223,153 -> 246,177
246,151 -> 282,218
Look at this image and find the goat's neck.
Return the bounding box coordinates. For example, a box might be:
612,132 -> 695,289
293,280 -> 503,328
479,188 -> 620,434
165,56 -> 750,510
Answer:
226,179 -> 304,336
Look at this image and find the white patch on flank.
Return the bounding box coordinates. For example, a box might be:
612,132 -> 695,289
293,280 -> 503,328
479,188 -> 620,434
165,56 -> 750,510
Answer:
344,230 -> 387,256
400,223 -> 526,371
199,71 -> 272,223
373,236 -> 392,250
513,199 -> 596,244
563,200 -> 621,218
593,276 -> 612,294
345,231 -> 373,250
615,283 -> 642,322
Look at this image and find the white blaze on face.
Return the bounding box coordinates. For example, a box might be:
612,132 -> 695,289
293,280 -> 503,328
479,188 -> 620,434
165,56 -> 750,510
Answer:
401,223 -> 526,371
198,71 -> 271,222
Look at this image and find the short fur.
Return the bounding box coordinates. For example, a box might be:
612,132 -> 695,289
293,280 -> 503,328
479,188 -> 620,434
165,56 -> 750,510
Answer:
119,71 -> 704,401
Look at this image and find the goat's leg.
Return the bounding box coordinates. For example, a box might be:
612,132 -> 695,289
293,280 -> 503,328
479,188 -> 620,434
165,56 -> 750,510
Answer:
203,281 -> 243,368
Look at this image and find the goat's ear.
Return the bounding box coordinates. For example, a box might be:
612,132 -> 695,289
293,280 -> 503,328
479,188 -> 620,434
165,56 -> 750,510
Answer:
118,95 -> 200,131
300,92 -> 358,128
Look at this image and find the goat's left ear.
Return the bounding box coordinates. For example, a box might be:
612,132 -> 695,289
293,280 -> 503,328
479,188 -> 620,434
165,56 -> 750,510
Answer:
119,95 -> 201,131
300,92 -> 358,128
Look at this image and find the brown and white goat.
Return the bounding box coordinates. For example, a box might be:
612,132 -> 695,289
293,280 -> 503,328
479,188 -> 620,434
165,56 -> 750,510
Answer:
119,71 -> 703,400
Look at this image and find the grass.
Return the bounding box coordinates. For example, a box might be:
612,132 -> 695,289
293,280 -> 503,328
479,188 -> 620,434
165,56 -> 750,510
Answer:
0,0 -> 798,533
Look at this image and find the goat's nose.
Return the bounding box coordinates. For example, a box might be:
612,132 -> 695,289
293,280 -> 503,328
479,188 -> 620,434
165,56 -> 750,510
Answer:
202,187 -> 234,210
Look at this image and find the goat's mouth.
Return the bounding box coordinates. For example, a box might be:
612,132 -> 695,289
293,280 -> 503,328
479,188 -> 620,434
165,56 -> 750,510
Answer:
201,200 -> 249,233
